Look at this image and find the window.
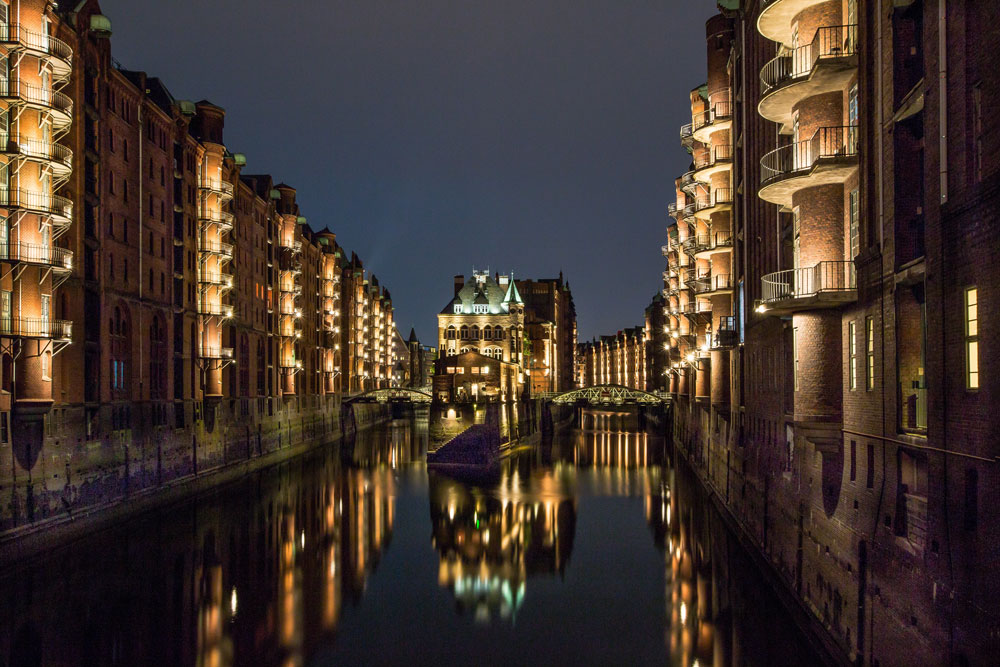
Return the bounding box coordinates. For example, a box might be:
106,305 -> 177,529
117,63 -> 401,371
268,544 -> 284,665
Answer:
453,304 -> 461,314
793,327 -> 799,391
849,189 -> 860,260
848,84 -> 859,127
866,443 -> 875,489
473,304 -> 487,314
965,287 -> 979,389
459,325 -> 469,340
792,206 -> 801,270
866,317 -> 875,390
848,321 -> 857,390
850,440 -> 857,482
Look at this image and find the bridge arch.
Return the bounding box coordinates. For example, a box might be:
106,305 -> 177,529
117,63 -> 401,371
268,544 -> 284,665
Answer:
547,384 -> 668,406
344,387 -> 433,404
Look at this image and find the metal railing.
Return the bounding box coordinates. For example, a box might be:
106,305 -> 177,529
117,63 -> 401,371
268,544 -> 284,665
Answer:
760,25 -> 858,93
199,210 -> 234,229
0,134 -> 73,169
199,345 -> 234,359
679,123 -> 694,142
695,144 -> 733,170
199,303 -> 232,317
0,187 -> 72,219
199,179 -> 234,198
713,316 -> 738,348
0,79 -> 72,117
692,98 -> 733,133
200,240 -> 233,258
680,170 -> 698,193
0,316 -> 72,339
0,24 -> 73,65
0,242 -> 72,268
760,125 -> 859,184
667,202 -> 678,217
761,260 -> 856,303
200,271 -> 233,287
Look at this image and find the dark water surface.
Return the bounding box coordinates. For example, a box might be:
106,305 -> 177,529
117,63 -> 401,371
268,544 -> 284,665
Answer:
0,415 -> 823,666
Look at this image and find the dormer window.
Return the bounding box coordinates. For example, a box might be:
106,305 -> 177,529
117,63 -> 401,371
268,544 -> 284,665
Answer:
473,304 -> 488,314
453,304 -> 462,314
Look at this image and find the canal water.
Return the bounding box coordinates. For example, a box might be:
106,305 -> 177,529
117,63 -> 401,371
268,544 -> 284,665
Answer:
0,414 -> 822,666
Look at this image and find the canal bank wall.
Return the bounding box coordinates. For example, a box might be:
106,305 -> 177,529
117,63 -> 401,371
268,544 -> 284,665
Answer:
427,399 -> 575,452
0,396 -> 390,565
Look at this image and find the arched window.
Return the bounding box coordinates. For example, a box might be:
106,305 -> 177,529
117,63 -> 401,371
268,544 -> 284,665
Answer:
239,334 -> 250,397
483,327 -> 492,340
460,325 -> 469,340
110,305 -> 132,399
470,325 -> 479,340
446,325 -> 456,340
149,314 -> 166,399
494,325 -> 503,340
460,347 -> 471,354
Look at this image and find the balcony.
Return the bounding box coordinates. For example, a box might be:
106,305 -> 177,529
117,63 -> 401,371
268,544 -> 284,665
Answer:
679,170 -> 699,195
198,210 -> 234,232
693,144 -> 733,183
694,273 -> 733,295
758,0 -> 839,48
199,271 -> 234,288
759,260 -> 856,314
198,178 -> 234,201
199,303 -> 233,318
679,122 -> 694,148
694,188 -> 733,220
759,126 -> 858,208
691,97 -> 733,143
759,25 -> 858,131
0,135 -> 73,176
667,201 -> 679,219
0,316 -> 72,340
199,345 -> 234,360
682,299 -> 712,319
0,188 -> 73,228
713,316 -> 738,349
0,25 -> 73,81
0,242 -> 72,271
0,79 -> 72,130
199,240 -> 234,260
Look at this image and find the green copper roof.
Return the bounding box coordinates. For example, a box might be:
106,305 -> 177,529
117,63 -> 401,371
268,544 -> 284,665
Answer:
503,278 -> 523,305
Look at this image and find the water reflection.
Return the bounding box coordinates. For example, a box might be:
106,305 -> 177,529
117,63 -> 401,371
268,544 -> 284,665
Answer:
0,415 -> 821,666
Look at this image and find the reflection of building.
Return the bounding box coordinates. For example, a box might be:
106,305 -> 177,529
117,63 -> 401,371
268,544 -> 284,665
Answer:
664,2 -> 1000,663
428,471 -> 576,623
578,327 -> 648,389
434,270 -> 525,402
515,274 -> 577,394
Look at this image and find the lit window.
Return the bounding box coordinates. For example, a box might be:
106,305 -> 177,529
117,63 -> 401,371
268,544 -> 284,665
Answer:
453,305 -> 461,314
866,317 -> 875,390
966,287 -> 979,389
848,321 -> 857,390
792,327 -> 799,391
849,189 -> 860,260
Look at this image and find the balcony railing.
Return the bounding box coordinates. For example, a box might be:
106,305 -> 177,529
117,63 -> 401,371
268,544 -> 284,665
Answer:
760,126 -> 859,185
199,179 -> 234,198
0,24 -> 73,68
0,187 -> 73,220
200,271 -> 233,287
679,170 -> 698,193
713,316 -> 738,348
0,134 -> 73,171
761,261 -> 856,303
199,345 -> 234,359
199,303 -> 233,317
694,144 -> 733,170
667,202 -> 678,218
0,242 -> 72,269
679,123 -> 694,144
760,25 -> 858,93
692,98 -> 733,133
0,79 -> 73,119
199,210 -> 235,229
0,316 -> 72,339
199,240 -> 234,258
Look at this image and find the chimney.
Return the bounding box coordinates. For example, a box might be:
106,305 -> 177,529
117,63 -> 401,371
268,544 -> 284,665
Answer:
454,275 -> 464,296
498,274 -> 510,287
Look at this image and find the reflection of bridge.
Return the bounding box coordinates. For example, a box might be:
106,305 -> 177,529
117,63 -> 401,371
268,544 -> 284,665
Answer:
345,387 -> 433,404
541,385 -> 670,406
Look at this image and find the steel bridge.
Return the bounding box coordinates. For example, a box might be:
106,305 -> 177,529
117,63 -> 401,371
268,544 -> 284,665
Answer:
345,387 -> 433,404
541,385 -> 670,406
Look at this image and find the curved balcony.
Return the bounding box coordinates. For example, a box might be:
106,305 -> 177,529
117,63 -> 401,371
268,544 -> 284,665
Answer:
199,303 -> 233,318
759,260 -> 856,314
694,188 -> 733,220
689,230 -> 733,259
680,122 -> 695,148
0,242 -> 72,271
198,178 -> 234,202
199,345 -> 234,360
757,0 -> 835,47
693,144 -> 733,183
199,240 -> 233,260
667,201 -> 679,219
0,135 -> 73,177
682,300 -> 713,319
759,126 -> 858,208
712,316 -> 738,349
0,25 -> 73,82
691,98 -> 733,144
759,25 -> 858,131
679,170 -> 699,195
198,210 -> 234,232
199,271 -> 233,289
687,269 -> 712,293
0,316 -> 72,340
0,188 -> 72,226
0,79 -> 72,130
695,273 -> 733,295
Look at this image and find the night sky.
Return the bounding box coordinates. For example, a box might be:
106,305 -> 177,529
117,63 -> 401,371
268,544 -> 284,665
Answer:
100,0 -> 716,342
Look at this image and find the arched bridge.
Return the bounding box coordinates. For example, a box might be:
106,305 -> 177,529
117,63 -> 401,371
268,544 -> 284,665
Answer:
543,385 -> 670,406
345,387 -> 433,404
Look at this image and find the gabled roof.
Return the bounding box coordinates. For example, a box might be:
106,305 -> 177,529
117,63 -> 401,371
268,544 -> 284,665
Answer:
440,272 -> 513,315
502,278 -> 523,305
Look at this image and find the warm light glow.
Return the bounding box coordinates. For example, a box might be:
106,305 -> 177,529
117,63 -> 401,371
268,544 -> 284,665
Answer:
230,587 -> 238,616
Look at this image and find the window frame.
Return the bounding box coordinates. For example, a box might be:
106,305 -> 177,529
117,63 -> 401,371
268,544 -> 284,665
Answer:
865,316 -> 875,391
965,286 -> 979,390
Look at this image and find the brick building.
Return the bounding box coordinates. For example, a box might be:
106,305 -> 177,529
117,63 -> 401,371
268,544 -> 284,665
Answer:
578,327 -> 648,391
515,274 -> 577,394
663,1 -> 1000,664
0,0 -> 399,529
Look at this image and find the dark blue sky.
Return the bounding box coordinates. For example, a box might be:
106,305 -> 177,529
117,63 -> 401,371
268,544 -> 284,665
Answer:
100,0 -> 715,341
